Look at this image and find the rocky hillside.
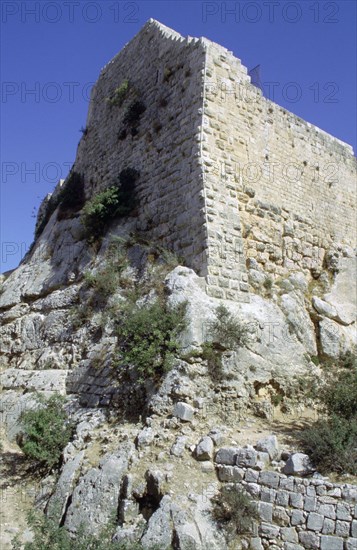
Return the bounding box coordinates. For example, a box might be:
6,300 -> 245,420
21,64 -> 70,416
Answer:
0,208 -> 356,549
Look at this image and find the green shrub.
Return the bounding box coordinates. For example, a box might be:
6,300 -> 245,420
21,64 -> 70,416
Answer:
207,305 -> 249,350
299,415 -> 357,475
18,394 -> 74,471
11,510 -> 150,550
212,485 -> 259,539
201,342 -> 224,381
319,364 -> 357,420
84,251 -> 129,302
298,356 -> 357,475
107,79 -> 130,107
82,186 -> 121,240
81,170 -> 139,241
116,299 -> 187,380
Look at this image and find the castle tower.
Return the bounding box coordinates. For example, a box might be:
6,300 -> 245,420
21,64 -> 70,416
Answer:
39,20 -> 357,302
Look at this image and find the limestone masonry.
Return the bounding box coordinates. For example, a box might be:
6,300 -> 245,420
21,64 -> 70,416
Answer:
73,19 -> 356,302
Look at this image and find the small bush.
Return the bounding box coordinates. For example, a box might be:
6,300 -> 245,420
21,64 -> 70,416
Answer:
107,79 -> 130,107
299,415 -> 357,475
208,305 -> 249,350
84,250 -> 129,302
81,171 -> 139,241
298,356 -> 357,475
18,394 -> 74,471
212,485 -> 259,539
116,299 -> 187,380
319,363 -> 357,420
201,342 -> 224,381
81,187 -> 121,240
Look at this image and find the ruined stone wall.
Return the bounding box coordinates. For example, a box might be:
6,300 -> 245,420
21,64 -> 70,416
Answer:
202,40 -> 356,297
218,466 -> 357,550
73,20 -> 208,274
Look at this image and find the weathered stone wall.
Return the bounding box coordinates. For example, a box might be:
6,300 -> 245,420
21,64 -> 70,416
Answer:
31,20 -> 356,301
73,19 -> 208,274
202,40 -> 356,298
221,467 -> 357,549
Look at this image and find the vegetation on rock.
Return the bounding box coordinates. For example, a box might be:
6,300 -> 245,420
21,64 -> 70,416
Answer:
18,394 -> 74,471
81,169 -> 139,241
212,485 -> 259,539
11,511 -> 156,550
115,299 -> 187,381
299,353 -> 357,475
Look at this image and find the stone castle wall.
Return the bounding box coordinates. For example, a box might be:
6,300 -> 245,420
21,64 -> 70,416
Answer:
67,20 -> 356,300
73,20 -> 208,275
202,40 -> 356,300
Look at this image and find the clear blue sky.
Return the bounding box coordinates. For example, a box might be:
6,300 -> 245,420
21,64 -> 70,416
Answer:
1,0 -> 356,272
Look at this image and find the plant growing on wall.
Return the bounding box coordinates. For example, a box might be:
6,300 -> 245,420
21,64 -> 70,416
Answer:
107,79 -> 130,107
81,169 -> 139,241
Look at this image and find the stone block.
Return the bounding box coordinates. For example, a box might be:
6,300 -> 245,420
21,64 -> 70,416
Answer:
255,435 -> 280,460
276,490 -> 290,507
280,478 -> 295,491
304,496 -> 317,512
336,502 -> 351,521
352,520 -> 357,538
273,506 -> 290,526
236,448 -> 257,468
320,535 -> 343,550
298,531 -> 320,549
307,512 -> 324,532
245,469 -> 259,483
335,520 -> 350,537
257,502 -> 273,523
259,522 -> 280,538
345,538 -> 357,550
195,436 -> 214,461
260,487 -> 276,503
291,510 -> 305,526
281,527 -> 298,543
173,402 -> 194,422
259,470 -> 280,489
290,492 -> 304,509
322,519 -> 335,535
250,537 -> 263,550
245,482 -> 261,498
318,504 -> 336,520
216,465 -> 243,482
282,453 -> 314,476
215,447 -> 239,465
